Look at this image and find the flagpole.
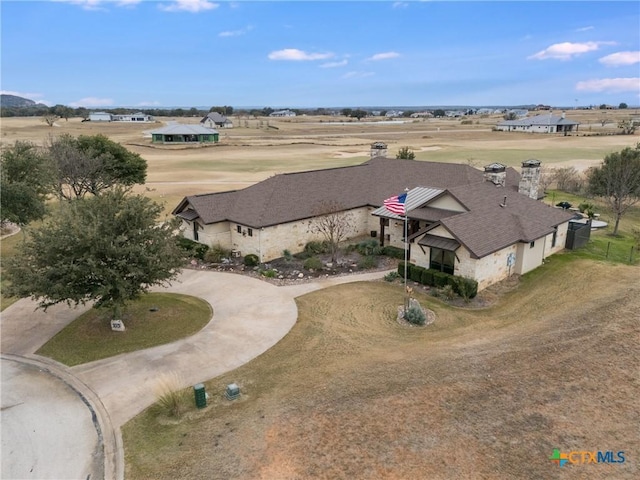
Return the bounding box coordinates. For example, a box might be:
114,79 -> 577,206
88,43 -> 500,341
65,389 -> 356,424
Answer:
404,211 -> 408,314
403,187 -> 409,315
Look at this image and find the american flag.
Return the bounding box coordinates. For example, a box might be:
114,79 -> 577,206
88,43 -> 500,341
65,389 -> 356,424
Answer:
383,192 -> 407,215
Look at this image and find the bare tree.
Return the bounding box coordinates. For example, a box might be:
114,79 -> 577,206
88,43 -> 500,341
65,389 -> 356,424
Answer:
538,166 -> 556,193
307,201 -> 355,263
42,114 -> 58,127
554,167 -> 584,193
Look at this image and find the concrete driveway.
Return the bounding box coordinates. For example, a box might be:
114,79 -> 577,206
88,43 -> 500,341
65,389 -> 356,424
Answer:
0,268 -> 390,479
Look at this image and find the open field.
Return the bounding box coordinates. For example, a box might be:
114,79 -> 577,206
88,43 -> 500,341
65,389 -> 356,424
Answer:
1,110 -> 638,214
123,258 -> 640,479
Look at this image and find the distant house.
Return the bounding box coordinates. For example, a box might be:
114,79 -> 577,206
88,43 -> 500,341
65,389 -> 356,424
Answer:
88,111 -> 154,122
200,112 -> 233,129
89,112 -> 112,122
112,112 -> 154,122
269,109 -> 296,117
173,148 -> 573,291
151,124 -> 219,144
496,113 -> 579,134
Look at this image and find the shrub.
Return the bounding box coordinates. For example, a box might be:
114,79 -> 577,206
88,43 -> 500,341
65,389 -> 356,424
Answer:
453,276 -> 478,300
282,249 -> 294,262
382,245 -> 405,259
578,202 -> 594,213
410,264 -> 425,283
433,271 -> 449,288
304,240 -> 330,255
260,269 -> 277,278
204,244 -> 230,263
398,262 -> 406,277
303,256 -> 323,270
358,255 -> 377,270
437,284 -> 456,301
176,237 -> 209,260
421,269 -> 434,286
403,305 -> 426,326
243,254 -> 259,267
357,239 -> 381,256
384,271 -> 400,282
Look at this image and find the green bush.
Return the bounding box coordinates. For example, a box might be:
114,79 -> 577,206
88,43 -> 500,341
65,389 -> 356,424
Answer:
303,256 -> 323,270
260,269 -> 277,278
204,244 -> 231,263
176,237 -> 209,260
410,264 -> 425,283
384,271 -> 400,282
453,276 -> 478,300
243,254 -> 259,267
438,284 -> 456,300
382,245 -> 405,259
358,255 -> 377,269
398,262 -> 406,277
357,239 -> 381,256
404,305 -> 426,326
304,240 -> 330,255
433,271 -> 449,288
421,269 -> 434,286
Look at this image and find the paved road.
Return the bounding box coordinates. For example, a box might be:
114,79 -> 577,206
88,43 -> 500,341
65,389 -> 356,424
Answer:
1,357 -> 103,480
0,268 -> 391,480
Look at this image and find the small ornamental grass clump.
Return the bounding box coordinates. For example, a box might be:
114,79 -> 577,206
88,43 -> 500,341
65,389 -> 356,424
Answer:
303,256 -> 323,271
403,305 -> 427,326
154,373 -> 190,418
384,271 -> 400,282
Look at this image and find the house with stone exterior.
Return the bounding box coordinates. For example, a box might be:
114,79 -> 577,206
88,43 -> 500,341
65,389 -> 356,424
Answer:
173,146 -> 574,291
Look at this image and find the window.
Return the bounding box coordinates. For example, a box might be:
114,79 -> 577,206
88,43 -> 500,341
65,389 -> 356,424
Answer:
430,248 -> 455,275
193,222 -> 199,242
530,241 -> 535,248
551,228 -> 557,248
237,225 -> 242,233
247,228 -> 253,237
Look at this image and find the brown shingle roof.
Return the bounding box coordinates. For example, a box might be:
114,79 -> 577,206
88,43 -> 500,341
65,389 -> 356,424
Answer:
173,157 -> 490,228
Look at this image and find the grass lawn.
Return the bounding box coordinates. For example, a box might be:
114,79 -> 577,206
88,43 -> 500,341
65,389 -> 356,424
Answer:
36,293 -> 212,366
123,258 -> 639,480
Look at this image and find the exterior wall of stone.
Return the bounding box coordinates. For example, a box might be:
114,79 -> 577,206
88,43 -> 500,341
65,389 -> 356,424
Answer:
227,206 -> 377,262
181,219 -> 232,249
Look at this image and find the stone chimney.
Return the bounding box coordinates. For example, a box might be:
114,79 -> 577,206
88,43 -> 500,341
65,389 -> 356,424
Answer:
483,163 -> 506,187
518,159 -> 541,200
370,142 -> 388,159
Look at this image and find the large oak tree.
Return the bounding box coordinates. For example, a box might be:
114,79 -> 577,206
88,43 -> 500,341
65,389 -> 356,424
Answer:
5,189 -> 184,319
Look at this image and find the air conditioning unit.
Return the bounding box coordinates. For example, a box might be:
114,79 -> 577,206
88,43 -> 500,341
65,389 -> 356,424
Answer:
231,250 -> 241,258
370,230 -> 377,238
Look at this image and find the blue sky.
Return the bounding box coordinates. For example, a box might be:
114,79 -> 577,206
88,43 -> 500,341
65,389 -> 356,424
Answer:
2,1 -> 639,108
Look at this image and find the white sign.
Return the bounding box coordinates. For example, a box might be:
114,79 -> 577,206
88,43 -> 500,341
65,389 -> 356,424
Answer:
110,319 -> 126,332
507,253 -> 516,267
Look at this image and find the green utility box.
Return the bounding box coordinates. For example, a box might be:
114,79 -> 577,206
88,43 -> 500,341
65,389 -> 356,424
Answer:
194,383 -> 207,409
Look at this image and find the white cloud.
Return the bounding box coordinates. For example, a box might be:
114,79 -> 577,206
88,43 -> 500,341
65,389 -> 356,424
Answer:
219,25 -> 253,37
599,51 -> 640,67
136,101 -> 161,106
393,2 -> 409,8
268,49 -> 333,61
367,52 -> 400,61
576,26 -> 594,32
320,60 -> 348,68
528,41 -> 615,60
343,71 -> 374,79
53,0 -> 141,10
159,0 -> 219,13
576,78 -> 640,93
69,97 -> 114,107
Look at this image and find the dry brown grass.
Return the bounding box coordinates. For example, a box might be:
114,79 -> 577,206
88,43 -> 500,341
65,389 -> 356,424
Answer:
123,258 -> 639,479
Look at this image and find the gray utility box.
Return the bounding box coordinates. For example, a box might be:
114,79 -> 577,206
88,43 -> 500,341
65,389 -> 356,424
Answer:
225,383 -> 240,400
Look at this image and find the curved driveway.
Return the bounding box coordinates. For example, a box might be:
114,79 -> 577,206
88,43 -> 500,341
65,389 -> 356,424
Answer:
0,268 -> 390,479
